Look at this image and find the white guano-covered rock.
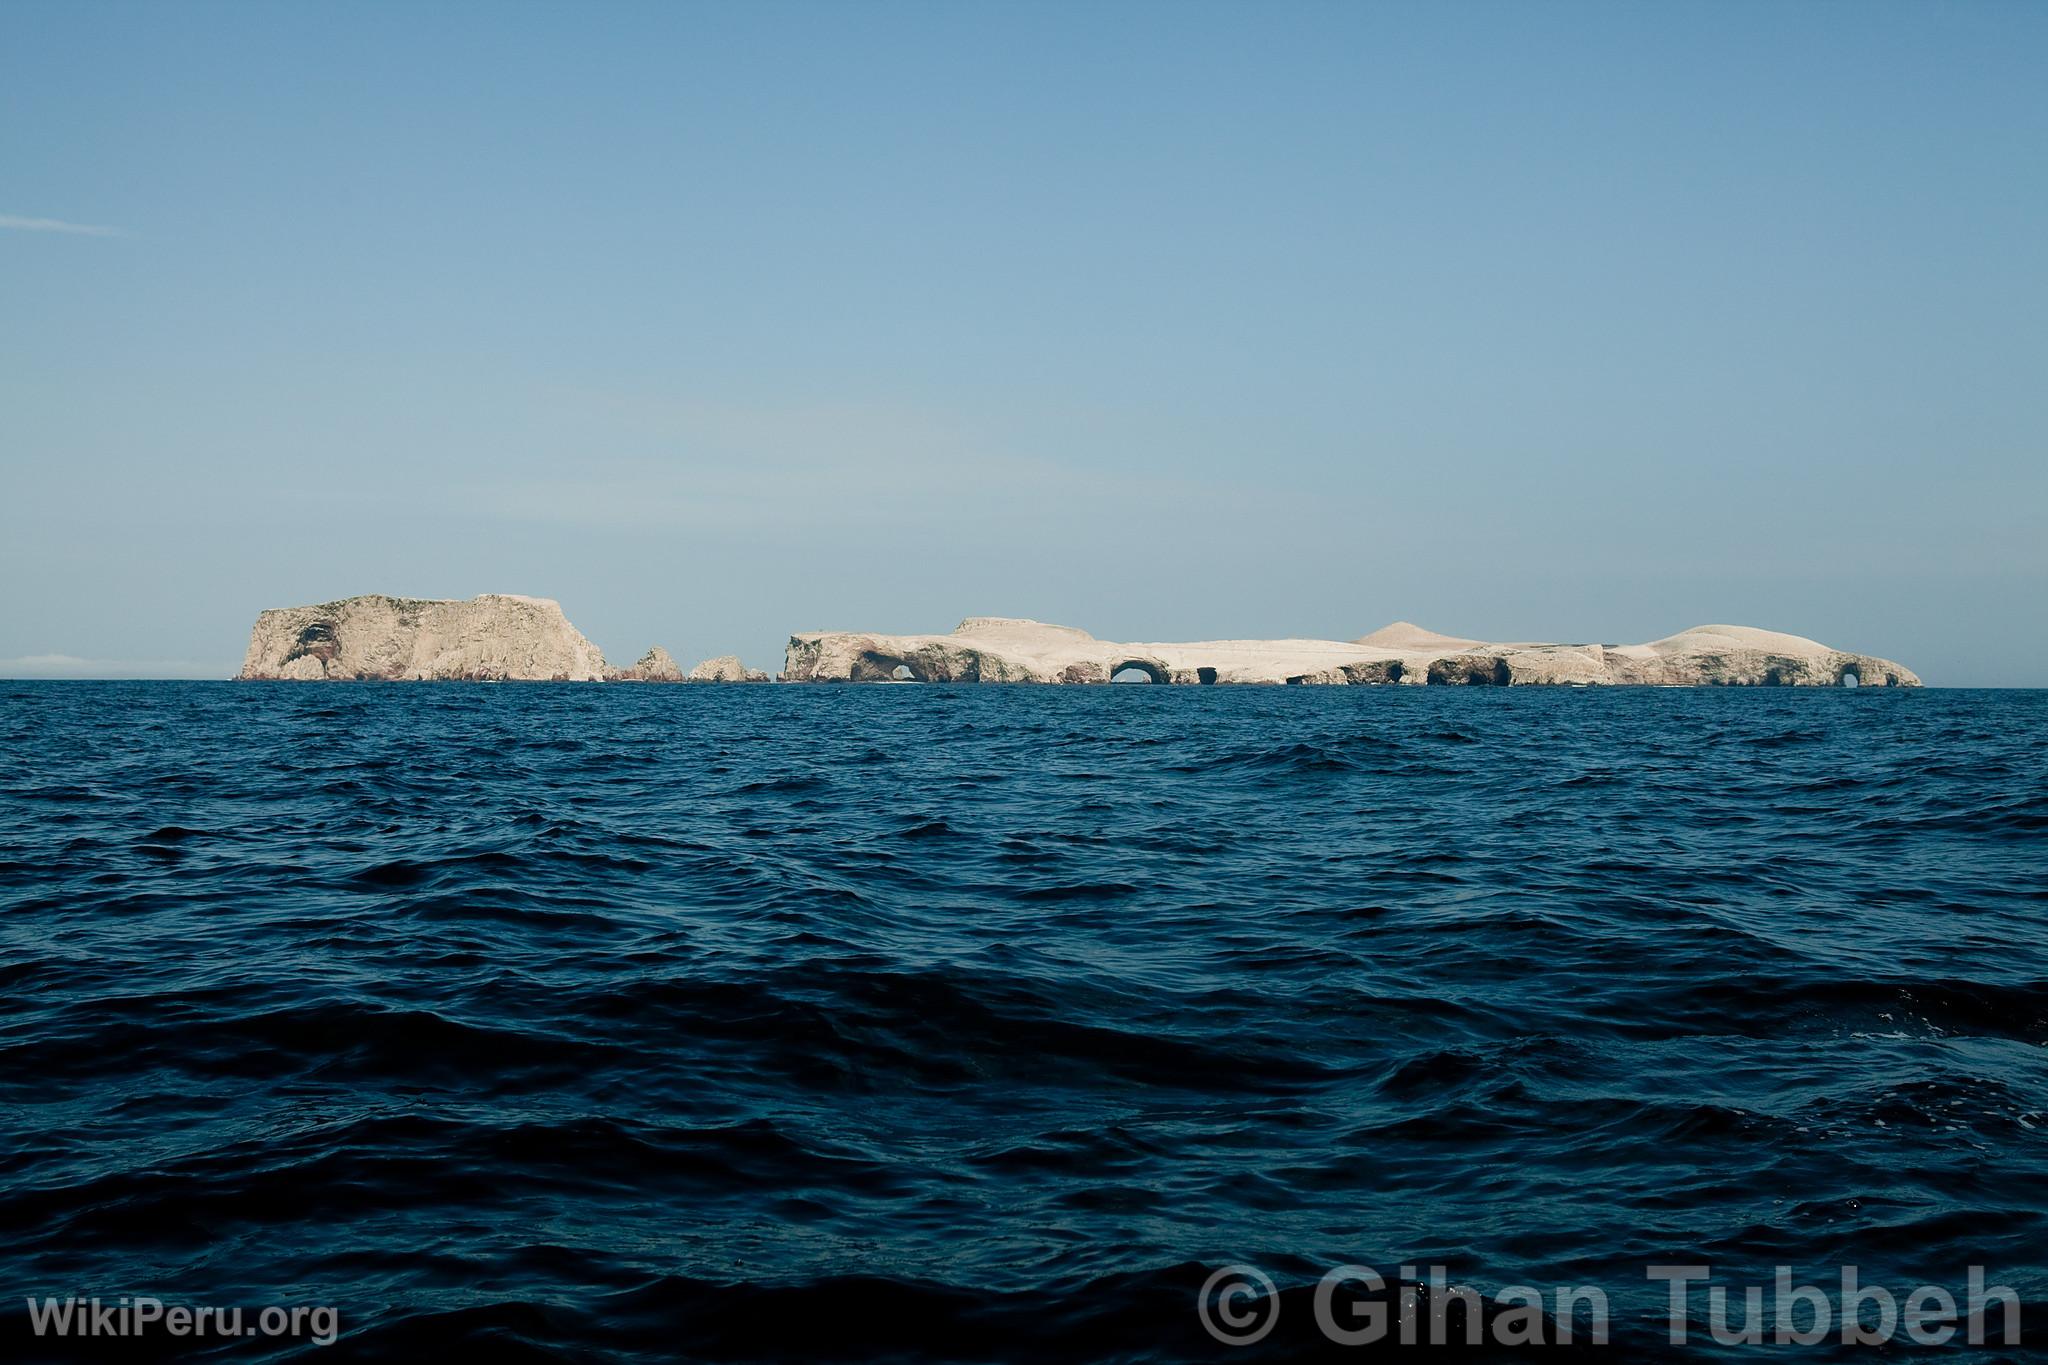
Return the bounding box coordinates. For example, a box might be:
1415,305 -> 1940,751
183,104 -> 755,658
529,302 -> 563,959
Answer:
781,618 -> 1920,687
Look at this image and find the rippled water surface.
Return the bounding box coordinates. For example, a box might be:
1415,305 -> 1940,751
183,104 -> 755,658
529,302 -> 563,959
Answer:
3,682 -> 2045,1360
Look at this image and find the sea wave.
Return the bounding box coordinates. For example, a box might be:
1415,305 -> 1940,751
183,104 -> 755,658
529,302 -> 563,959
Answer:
2,682 -> 2044,1360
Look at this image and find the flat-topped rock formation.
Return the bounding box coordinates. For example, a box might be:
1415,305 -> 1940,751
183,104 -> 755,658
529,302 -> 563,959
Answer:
782,617 -> 1920,687
238,594 -> 613,681
236,594 -> 761,682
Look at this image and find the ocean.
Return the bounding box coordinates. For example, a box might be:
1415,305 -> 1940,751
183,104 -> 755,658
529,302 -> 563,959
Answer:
2,681 -> 2044,1360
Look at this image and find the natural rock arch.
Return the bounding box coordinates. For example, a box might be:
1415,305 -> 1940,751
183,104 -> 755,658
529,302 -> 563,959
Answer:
1110,661 -> 1165,684
852,650 -> 921,682
1426,656 -> 1513,686
285,620 -> 340,667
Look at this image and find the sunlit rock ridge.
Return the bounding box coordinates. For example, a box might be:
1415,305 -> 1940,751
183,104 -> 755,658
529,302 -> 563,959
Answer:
782,618 -> 1920,686
235,594 -> 762,682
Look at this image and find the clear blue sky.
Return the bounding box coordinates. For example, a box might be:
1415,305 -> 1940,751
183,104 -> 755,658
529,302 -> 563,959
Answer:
3,1 -> 2042,683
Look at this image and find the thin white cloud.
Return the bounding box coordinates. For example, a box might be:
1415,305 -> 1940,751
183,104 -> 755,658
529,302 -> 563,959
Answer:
0,214 -> 122,238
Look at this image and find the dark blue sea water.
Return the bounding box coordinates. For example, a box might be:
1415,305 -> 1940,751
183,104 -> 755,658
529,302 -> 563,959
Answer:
2,682 -> 2044,1361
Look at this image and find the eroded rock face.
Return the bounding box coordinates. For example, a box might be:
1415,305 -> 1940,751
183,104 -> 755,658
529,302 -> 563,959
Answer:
1597,625 -> 1917,687
237,594 -> 612,681
781,618 -> 1920,687
687,655 -> 771,683
609,647 -> 686,683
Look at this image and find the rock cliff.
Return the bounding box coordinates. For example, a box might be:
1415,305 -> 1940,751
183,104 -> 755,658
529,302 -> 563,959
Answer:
237,594 -> 614,681
781,618 -> 1920,687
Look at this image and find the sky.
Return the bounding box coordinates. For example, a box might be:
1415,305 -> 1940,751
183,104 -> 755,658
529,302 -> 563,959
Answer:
2,1 -> 2043,685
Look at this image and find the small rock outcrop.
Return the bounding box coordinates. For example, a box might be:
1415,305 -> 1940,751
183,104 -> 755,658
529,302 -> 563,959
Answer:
609,646 -> 687,682
781,618 -> 1920,687
688,655 -> 771,683
237,594 -> 611,681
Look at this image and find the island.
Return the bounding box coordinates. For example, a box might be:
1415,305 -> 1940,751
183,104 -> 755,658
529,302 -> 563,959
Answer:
234,594 -> 768,682
781,618 -> 1920,686
234,597 -> 1919,686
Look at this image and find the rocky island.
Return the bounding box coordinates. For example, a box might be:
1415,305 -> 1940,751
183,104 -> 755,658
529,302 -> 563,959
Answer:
235,596 -> 1918,686
782,618 -> 1920,686
235,594 -> 767,682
